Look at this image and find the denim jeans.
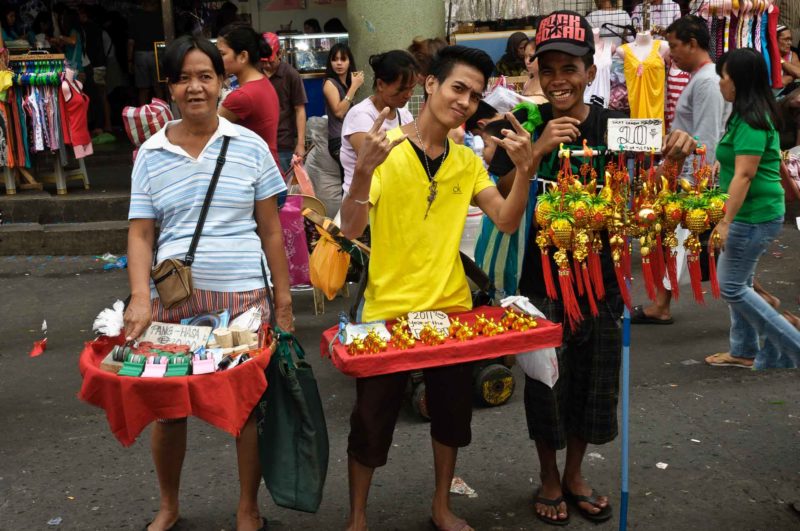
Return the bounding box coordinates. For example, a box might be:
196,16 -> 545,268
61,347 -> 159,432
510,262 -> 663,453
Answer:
277,150 -> 294,174
717,218 -> 800,369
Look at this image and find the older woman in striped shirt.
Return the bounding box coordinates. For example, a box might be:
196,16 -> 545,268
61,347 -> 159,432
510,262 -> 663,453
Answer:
123,36 -> 292,531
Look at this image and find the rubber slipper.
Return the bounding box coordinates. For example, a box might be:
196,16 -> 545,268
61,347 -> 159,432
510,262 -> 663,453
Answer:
143,519 -> 180,531
629,305 -> 674,325
704,352 -> 753,368
562,487 -> 612,522
429,516 -> 471,531
533,488 -> 570,526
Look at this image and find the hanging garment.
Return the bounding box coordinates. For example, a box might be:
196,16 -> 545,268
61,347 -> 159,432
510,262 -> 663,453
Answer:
665,65 -> 690,132
760,13 -> 771,85
767,5 -> 783,89
621,42 -> 666,127
584,40 -> 612,108
61,78 -> 93,158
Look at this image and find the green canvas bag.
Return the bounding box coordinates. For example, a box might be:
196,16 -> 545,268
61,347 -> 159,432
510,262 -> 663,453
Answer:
256,329 -> 329,513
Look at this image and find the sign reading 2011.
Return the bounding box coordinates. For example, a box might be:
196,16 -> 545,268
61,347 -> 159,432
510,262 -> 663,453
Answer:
607,119 -> 663,153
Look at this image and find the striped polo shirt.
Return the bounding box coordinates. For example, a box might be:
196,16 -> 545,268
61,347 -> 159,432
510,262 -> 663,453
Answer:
129,117 -> 286,293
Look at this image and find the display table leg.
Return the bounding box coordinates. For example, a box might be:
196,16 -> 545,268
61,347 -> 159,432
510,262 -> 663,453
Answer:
3,166 -> 15,194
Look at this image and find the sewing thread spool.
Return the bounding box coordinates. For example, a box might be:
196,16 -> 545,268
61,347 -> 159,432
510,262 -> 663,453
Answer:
213,328 -> 234,348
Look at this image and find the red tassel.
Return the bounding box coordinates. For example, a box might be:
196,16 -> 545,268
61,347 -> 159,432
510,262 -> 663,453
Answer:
667,252 -> 680,300
687,253 -> 705,304
622,243 -> 632,281
641,257 -> 657,301
573,257 -> 585,296
582,264 -> 599,316
615,262 -> 633,310
652,233 -> 666,294
709,250 -> 720,299
589,250 -> 605,300
29,338 -> 47,358
541,250 -> 558,300
559,266 -> 583,330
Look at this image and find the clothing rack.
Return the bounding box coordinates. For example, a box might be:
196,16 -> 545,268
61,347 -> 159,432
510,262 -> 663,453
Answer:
1,53 -> 90,195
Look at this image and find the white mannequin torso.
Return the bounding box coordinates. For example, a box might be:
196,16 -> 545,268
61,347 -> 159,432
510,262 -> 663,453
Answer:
616,31 -> 669,62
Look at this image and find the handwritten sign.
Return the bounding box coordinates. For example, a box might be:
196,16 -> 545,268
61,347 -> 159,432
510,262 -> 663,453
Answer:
407,311 -> 451,340
139,322 -> 212,351
607,119 -> 663,153
344,322 -> 391,345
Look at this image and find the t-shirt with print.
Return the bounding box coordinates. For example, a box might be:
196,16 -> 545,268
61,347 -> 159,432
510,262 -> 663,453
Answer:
716,114 -> 785,224
363,127 -> 495,322
129,117 -> 286,294
340,97 -> 412,193
517,103 -> 626,302
222,77 -> 280,165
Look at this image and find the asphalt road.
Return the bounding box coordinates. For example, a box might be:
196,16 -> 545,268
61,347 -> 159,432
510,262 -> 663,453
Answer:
1,225 -> 799,531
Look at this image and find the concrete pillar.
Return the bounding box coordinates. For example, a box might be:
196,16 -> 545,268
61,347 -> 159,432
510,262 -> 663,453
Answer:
346,0 -> 445,100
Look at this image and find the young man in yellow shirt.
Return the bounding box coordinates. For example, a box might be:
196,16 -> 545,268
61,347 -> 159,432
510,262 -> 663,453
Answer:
340,45 -> 579,531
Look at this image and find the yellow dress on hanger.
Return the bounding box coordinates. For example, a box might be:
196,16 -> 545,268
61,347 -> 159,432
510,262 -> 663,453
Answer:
621,42 -> 666,130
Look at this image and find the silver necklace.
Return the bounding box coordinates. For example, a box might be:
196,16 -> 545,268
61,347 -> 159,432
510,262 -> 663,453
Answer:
413,119 -> 448,219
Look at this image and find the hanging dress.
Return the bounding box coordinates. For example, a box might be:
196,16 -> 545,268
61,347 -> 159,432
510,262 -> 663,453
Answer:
584,40 -> 612,108
61,77 -> 93,158
621,42 -> 666,129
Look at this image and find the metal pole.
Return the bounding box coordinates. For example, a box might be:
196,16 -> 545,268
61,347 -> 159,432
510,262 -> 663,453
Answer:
161,0 -> 175,43
619,156 -> 634,531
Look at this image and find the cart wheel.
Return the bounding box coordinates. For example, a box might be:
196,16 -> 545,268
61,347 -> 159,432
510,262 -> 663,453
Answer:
474,363 -> 515,407
412,382 -> 431,420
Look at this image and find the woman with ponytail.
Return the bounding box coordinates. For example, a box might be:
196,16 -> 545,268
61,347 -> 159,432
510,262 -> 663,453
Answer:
217,24 -> 281,164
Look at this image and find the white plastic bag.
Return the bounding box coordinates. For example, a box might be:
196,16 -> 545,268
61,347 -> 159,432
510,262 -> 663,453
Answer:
516,347 -> 559,388
500,295 -> 560,387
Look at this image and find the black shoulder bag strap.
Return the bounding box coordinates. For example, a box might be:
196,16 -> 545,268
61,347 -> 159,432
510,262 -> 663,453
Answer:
184,135 -> 231,266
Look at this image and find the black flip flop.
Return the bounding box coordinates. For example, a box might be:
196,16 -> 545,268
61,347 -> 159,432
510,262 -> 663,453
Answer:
533,489 -> 570,526
630,305 -> 674,325
563,487 -> 613,522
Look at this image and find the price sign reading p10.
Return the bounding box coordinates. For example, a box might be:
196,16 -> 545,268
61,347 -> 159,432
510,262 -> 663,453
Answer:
607,119 -> 663,153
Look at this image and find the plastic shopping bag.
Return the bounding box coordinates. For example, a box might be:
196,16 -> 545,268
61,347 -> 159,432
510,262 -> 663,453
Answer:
500,295 -> 559,387
309,228 -> 350,300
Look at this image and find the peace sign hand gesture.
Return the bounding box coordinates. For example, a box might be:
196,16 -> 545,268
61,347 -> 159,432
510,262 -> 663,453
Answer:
491,112 -> 534,178
353,107 -> 408,176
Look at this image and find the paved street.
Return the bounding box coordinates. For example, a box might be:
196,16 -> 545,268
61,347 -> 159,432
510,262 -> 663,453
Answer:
1,226 -> 799,530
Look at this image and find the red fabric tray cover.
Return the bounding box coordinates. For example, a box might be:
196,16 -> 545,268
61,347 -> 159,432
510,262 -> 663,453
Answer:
320,306 -> 563,378
78,335 -> 272,447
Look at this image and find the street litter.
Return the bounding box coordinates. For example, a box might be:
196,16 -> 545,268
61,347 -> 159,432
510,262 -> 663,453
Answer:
690,439 -> 701,443
681,359 -> 700,365
656,462 -> 669,470
587,452 -> 605,461
29,320 -> 47,358
450,476 -> 478,498
47,517 -> 62,526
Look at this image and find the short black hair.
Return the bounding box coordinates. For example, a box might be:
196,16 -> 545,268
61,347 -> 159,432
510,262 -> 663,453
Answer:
666,15 -> 710,51
304,18 -> 322,32
465,100 -> 499,131
369,50 -> 419,89
429,45 -> 494,90
324,17 -> 347,33
163,35 -> 225,83
219,24 -> 272,65
482,118 -> 512,138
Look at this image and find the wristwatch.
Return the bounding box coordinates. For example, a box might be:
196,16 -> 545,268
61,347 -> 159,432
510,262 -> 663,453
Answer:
344,95 -> 352,103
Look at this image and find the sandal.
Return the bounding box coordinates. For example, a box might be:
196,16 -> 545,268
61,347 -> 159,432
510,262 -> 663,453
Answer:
533,488 -> 570,526
630,305 -> 674,325
562,487 -> 612,523
704,352 -> 753,368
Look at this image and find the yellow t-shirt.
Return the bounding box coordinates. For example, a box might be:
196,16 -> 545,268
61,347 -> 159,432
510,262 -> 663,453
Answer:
362,127 -> 496,322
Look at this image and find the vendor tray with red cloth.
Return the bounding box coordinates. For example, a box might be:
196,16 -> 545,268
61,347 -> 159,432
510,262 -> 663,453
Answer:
78,335 -> 273,447
320,306 -> 562,378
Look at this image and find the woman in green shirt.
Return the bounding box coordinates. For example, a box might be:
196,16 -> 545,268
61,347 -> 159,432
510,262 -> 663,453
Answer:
707,48 -> 800,370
